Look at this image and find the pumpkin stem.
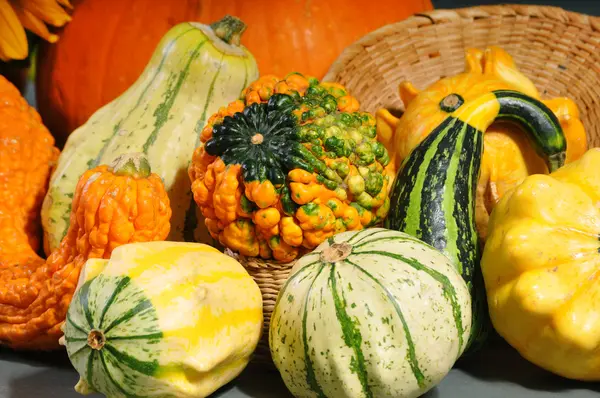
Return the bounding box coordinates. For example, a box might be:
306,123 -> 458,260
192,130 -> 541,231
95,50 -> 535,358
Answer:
110,153 -> 151,178
87,329 -> 106,350
210,15 -> 247,46
320,242 -> 352,263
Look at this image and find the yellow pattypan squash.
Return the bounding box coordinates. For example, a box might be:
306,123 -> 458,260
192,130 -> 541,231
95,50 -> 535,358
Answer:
377,46 -> 587,242
482,148 -> 600,381
61,241 -> 263,398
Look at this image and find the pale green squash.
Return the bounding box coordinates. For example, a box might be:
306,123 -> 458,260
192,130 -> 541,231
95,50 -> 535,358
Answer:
269,228 -> 472,398
41,16 -> 259,253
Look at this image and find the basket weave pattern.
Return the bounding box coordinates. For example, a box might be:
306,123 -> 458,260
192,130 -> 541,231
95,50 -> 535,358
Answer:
225,249 -> 297,365
324,5 -> 600,148
242,4 -> 600,367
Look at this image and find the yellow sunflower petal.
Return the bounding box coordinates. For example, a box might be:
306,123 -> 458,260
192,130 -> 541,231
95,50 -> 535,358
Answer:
0,43 -> 12,62
0,0 -> 27,61
19,0 -> 71,27
13,5 -> 58,43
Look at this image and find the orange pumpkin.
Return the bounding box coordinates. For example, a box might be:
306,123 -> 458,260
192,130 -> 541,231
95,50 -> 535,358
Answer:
35,0 -> 432,147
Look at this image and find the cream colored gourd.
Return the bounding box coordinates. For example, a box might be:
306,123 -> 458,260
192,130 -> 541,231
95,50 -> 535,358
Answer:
270,228 -> 472,398
42,16 -> 259,253
61,241 -> 263,398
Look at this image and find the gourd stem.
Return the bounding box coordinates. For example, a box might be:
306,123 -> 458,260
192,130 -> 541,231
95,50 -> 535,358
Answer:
110,153 -> 151,178
87,329 -> 106,350
210,15 -> 247,46
251,133 -> 264,145
320,243 -> 352,263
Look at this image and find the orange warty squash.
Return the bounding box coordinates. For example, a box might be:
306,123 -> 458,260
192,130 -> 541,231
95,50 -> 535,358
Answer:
0,75 -> 59,256
35,0 -> 433,146
189,73 -> 394,262
0,80 -> 171,350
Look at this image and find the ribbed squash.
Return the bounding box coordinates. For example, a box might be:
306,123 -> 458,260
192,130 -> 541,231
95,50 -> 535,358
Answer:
0,151 -> 171,350
269,228 -> 472,398
385,87 -> 566,354
189,74 -> 394,262
376,46 -> 587,241
481,148 -> 600,381
41,16 -> 259,254
62,241 -> 263,398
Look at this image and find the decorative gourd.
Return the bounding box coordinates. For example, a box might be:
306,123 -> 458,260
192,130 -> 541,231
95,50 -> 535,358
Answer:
35,0 -> 433,144
41,15 -> 259,255
62,241 -> 263,397
269,228 -> 472,398
0,151 -> 171,350
35,0 -> 207,146
0,74 -> 59,261
481,148 -> 600,381
376,46 -> 587,241
189,74 -> 394,262
384,88 -> 566,353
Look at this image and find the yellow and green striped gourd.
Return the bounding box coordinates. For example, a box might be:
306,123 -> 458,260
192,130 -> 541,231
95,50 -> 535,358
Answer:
61,241 -> 263,398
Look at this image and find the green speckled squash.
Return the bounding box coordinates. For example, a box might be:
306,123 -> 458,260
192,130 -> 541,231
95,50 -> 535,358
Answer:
41,16 -> 259,254
269,228 -> 471,398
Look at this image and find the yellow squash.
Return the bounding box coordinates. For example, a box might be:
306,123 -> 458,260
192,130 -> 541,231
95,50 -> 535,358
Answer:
376,46 -> 587,241
482,148 -> 600,381
61,241 -> 263,397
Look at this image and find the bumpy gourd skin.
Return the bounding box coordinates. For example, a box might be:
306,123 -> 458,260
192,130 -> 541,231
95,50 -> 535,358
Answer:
482,148 -> 600,381
0,138 -> 171,349
0,76 -> 60,261
189,73 -> 393,262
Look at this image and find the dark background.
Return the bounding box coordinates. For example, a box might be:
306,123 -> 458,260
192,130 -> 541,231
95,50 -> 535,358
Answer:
433,0 -> 600,15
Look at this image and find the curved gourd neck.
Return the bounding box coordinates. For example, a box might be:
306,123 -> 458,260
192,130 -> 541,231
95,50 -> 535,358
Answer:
441,90 -> 567,172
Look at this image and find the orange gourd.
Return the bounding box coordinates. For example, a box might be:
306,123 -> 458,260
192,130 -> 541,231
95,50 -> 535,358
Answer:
376,47 -> 588,241
0,75 -> 59,257
0,77 -> 171,349
35,0 -> 433,147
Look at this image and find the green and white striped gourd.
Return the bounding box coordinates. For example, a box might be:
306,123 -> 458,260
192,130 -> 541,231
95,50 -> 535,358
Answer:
61,241 -> 263,398
269,228 -> 471,398
42,16 -> 259,253
384,90 -> 566,353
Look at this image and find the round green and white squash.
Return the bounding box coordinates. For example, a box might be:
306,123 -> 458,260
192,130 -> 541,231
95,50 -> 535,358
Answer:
60,241 -> 263,398
269,228 -> 472,398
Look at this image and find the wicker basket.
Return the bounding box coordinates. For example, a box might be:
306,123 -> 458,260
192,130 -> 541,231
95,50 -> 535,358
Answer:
323,4 -> 600,147
243,4 -> 600,367
226,249 -> 298,366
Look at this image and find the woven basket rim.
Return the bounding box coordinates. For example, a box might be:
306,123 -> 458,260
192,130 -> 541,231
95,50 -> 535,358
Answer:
323,4 -> 600,82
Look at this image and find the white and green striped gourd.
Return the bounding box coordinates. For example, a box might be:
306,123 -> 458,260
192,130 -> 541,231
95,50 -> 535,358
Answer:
269,228 -> 472,398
